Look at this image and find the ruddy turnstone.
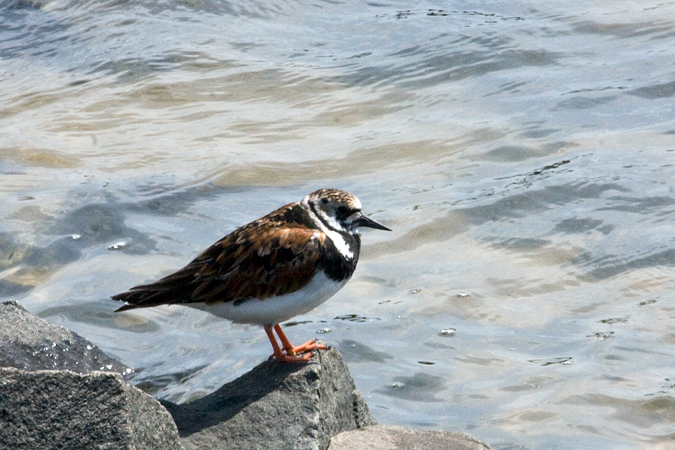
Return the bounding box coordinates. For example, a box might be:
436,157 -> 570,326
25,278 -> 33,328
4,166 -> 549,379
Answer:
112,188 -> 390,362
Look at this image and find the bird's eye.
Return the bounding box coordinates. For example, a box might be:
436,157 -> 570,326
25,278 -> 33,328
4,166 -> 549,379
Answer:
321,198 -> 329,204
337,206 -> 349,215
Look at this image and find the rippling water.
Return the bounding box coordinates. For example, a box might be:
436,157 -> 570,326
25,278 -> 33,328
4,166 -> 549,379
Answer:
2,1 -> 675,449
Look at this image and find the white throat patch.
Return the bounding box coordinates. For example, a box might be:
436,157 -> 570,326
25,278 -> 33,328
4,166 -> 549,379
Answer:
323,227 -> 353,260
303,198 -> 354,260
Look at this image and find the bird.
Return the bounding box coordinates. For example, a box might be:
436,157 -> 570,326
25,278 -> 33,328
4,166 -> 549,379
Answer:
112,188 -> 391,362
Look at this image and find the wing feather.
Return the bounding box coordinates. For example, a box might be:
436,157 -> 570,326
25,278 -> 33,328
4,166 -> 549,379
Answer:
112,223 -> 324,311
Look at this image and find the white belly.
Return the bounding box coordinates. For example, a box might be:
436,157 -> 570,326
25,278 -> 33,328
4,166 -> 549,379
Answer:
186,271 -> 348,326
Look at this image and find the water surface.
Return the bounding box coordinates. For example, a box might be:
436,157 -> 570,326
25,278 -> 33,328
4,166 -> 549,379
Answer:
2,1 -> 675,449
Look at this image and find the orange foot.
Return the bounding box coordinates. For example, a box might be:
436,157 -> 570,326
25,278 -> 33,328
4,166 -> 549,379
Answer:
264,324 -> 327,363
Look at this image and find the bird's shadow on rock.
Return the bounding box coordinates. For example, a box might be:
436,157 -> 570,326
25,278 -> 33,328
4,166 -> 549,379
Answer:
160,358 -> 307,437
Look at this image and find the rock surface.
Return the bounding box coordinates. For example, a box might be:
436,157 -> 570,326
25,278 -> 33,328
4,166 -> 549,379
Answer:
0,300 -> 494,450
0,300 -> 181,450
0,300 -> 128,374
162,347 -> 377,450
0,367 -> 183,450
328,425 -> 492,450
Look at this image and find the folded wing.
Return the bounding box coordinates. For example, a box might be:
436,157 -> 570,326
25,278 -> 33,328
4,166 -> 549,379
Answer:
112,225 -> 323,311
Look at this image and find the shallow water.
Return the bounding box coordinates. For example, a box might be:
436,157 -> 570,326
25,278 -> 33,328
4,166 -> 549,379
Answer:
2,1 -> 675,448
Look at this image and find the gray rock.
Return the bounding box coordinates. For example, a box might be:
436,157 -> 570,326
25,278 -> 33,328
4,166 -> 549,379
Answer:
328,425 -> 492,450
162,347 -> 377,450
0,301 -> 493,450
0,301 -> 183,449
0,300 -> 129,374
0,367 -> 183,450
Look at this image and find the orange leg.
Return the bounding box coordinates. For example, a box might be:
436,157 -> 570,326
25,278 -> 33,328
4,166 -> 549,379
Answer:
274,324 -> 327,355
264,325 -> 285,361
263,324 -> 327,363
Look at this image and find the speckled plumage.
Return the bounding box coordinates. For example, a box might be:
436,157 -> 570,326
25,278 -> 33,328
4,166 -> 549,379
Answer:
112,188 -> 390,362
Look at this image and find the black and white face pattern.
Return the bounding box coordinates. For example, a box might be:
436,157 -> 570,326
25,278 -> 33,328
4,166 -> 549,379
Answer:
306,189 -> 363,234
302,188 -> 391,260
301,189 -> 360,260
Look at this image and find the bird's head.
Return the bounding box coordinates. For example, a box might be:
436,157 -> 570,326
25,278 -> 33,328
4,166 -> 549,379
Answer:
303,188 -> 391,234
